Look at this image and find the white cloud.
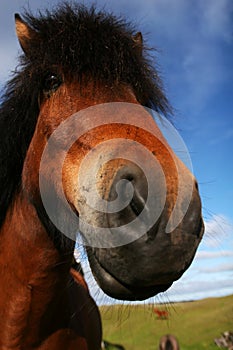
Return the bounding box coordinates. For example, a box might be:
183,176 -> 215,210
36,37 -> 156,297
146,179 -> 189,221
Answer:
164,278 -> 233,302
182,43 -> 225,109
198,262 -> 233,273
202,214 -> 233,248
160,0 -> 233,112
196,250 -> 233,259
170,278 -> 233,295
199,0 -> 233,43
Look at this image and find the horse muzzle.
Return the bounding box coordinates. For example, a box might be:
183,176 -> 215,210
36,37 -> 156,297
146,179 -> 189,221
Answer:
60,104 -> 204,300
76,142 -> 204,300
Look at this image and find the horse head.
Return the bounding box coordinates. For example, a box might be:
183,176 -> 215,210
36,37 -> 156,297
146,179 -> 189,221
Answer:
14,4 -> 204,301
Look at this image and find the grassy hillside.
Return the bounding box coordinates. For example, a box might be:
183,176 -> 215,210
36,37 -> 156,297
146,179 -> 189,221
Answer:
100,294 -> 233,350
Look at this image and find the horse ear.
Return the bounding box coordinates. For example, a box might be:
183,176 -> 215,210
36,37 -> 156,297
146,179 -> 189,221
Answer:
132,32 -> 143,55
15,14 -> 37,55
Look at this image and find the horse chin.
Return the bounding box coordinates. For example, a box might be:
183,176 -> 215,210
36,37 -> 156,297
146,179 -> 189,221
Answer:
86,246 -> 172,301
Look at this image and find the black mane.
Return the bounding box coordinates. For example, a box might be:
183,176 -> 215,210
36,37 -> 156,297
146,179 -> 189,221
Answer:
0,2 -> 171,226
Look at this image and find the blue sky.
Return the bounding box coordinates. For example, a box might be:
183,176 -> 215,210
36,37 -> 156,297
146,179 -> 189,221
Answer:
0,0 -> 232,303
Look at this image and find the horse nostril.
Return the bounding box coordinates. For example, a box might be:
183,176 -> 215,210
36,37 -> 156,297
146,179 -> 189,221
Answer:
115,176 -> 146,217
125,175 -> 134,182
108,164 -> 149,221
122,170 -> 148,218
130,187 -> 146,217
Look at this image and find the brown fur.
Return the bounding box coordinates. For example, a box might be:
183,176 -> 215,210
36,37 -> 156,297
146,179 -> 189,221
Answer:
159,335 -> 180,350
0,4 -> 204,349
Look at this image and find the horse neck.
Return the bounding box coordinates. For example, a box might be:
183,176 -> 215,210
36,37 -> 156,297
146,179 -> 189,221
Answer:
0,191 -> 74,346
0,190 -> 73,278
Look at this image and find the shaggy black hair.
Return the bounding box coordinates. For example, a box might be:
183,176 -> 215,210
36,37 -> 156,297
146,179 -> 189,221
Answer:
0,2 -> 171,227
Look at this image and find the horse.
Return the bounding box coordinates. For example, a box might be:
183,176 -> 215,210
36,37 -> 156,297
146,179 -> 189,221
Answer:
159,335 -> 180,350
0,3 -> 204,349
154,308 -> 169,320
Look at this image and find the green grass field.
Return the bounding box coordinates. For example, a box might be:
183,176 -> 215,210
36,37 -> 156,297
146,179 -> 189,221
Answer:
100,294 -> 233,350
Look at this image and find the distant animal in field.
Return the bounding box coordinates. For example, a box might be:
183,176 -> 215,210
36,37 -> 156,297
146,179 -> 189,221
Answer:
154,308 -> 169,319
214,331 -> 233,349
159,335 -> 180,350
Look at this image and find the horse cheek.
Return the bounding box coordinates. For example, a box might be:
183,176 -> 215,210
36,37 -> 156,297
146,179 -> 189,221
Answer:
22,133 -> 47,205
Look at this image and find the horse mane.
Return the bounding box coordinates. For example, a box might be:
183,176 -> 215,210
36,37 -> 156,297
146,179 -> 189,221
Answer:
0,2 -> 171,227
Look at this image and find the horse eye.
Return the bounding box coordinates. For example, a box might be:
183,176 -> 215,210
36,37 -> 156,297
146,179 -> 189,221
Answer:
43,73 -> 62,97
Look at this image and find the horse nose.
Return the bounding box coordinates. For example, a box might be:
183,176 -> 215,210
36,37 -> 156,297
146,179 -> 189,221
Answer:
107,161 -> 165,232
108,163 -> 148,215
107,163 -> 204,240
156,176 -> 204,240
